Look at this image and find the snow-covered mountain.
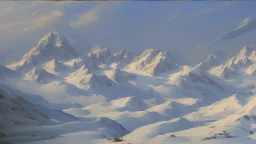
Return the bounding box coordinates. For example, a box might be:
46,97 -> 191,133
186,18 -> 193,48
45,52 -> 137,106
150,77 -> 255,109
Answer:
88,47 -> 112,64
43,59 -> 67,75
23,67 -> 57,84
6,32 -> 79,72
111,49 -> 134,64
198,49 -> 228,70
128,49 -> 177,76
2,32 -> 256,144
209,45 -> 256,78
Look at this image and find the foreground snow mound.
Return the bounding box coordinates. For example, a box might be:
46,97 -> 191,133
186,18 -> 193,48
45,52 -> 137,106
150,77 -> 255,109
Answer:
0,85 -> 53,127
124,117 -> 194,142
24,67 -> 57,84
7,32 -> 79,72
128,49 -> 177,76
111,96 -> 149,111
185,94 -> 249,121
4,117 -> 128,143
0,84 -> 79,128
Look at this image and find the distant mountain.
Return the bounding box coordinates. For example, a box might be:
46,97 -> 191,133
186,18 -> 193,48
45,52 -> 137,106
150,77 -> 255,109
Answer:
43,59 -> 67,75
88,47 -> 112,65
198,49 -> 227,70
23,67 -> 57,84
128,49 -> 177,76
209,45 -> 256,78
111,49 -> 134,64
7,32 -> 79,72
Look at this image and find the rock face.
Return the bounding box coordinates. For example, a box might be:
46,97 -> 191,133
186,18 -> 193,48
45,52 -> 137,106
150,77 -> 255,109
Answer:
128,49 -> 177,76
7,32 -> 79,72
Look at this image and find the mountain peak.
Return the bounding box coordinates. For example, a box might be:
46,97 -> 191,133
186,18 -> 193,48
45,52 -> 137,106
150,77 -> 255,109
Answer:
7,32 -> 79,72
24,67 -> 56,84
43,59 -> 66,75
237,45 -> 254,57
38,32 -> 67,49
88,47 -> 112,64
37,32 -> 79,58
129,49 -> 176,76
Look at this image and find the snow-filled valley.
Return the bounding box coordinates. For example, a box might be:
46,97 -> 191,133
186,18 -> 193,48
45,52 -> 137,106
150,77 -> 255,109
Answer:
1,32 -> 256,144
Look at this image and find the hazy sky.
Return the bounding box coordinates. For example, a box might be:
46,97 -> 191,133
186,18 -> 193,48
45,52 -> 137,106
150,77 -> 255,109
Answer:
0,1 -> 256,64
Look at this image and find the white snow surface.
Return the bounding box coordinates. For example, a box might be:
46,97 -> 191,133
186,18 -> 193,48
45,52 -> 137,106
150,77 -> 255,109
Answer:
1,34 -> 256,144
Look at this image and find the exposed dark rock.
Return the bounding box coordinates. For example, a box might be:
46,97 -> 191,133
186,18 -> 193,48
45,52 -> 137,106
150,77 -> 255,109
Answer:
0,132 -> 7,138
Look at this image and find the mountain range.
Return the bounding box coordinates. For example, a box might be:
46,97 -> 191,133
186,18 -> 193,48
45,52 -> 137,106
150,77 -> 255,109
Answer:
1,32 -> 256,144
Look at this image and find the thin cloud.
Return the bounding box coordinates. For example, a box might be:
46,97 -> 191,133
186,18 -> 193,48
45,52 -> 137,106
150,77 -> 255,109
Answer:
211,17 -> 256,43
24,10 -> 63,31
70,3 -> 105,27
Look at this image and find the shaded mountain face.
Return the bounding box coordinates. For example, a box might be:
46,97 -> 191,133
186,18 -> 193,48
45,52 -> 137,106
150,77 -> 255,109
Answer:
199,49 -> 228,70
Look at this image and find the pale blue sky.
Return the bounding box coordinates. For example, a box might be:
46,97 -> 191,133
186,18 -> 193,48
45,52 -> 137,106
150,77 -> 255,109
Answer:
0,1 -> 256,64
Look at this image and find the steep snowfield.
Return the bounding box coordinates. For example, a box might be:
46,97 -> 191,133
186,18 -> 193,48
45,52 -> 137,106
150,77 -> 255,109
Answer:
2,33 -> 256,144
